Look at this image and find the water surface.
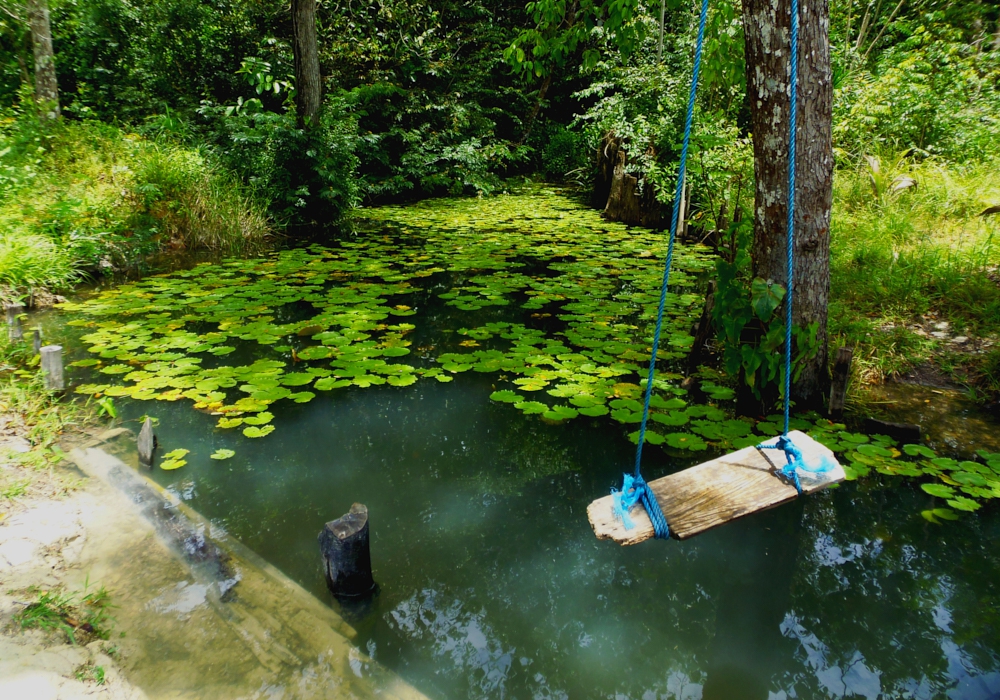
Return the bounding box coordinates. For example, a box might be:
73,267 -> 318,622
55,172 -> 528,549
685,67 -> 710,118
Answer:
37,189 -> 1000,699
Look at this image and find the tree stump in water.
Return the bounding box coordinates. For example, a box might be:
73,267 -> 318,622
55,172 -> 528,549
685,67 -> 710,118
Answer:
593,132 -> 622,210
40,345 -> 63,391
604,148 -> 643,225
318,503 -> 375,598
594,132 -> 660,227
828,346 -> 853,419
687,281 -> 717,373
5,303 -> 23,342
138,417 -> 156,467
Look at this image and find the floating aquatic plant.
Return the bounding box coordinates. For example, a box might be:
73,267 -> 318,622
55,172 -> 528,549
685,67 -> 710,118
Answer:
57,188 -> 1000,522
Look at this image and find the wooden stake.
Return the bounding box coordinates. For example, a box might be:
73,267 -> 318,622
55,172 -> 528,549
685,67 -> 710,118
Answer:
40,344 -> 63,391
687,280 -> 717,372
138,417 -> 156,467
828,346 -> 853,419
5,303 -> 23,342
676,176 -> 688,240
32,329 -> 41,354
318,503 -> 375,598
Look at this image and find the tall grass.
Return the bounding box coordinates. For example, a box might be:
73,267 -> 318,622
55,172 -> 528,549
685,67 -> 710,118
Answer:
829,154 -> 1000,382
0,115 -> 270,302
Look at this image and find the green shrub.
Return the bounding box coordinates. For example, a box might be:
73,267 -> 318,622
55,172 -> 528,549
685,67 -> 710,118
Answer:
200,93 -> 359,227
538,125 -> 589,181
834,27 -> 1000,161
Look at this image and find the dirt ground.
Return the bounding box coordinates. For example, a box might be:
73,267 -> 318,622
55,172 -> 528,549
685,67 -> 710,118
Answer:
0,428 -> 427,700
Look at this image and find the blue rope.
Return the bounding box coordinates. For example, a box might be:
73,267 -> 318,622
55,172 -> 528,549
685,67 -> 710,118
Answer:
784,0 -> 799,437
756,0 -> 806,487
757,435 -> 838,495
613,0 -> 710,539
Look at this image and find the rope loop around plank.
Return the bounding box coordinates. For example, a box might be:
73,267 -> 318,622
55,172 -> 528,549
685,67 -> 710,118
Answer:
613,0 -> 710,539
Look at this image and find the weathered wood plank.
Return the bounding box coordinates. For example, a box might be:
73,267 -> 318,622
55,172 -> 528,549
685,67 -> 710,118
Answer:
588,430 -> 844,544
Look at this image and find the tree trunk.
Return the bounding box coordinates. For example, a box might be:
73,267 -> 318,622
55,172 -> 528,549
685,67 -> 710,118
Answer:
518,73 -> 553,145
292,0 -> 322,128
27,0 -> 59,119
742,0 -> 833,407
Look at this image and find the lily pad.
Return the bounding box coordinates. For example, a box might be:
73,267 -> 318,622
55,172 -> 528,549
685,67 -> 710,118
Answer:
210,449 -> 235,460
243,425 -> 275,438
921,483 -> 956,499
903,444 -> 936,458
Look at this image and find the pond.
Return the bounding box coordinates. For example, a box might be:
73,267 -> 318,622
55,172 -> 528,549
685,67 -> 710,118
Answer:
41,188 -> 1000,699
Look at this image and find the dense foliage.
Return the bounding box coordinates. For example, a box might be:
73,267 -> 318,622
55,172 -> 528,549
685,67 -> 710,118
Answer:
0,0 -> 998,399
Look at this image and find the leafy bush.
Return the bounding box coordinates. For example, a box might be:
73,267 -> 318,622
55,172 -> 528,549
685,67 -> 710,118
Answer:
47,0 -> 278,121
350,83 -> 518,201
538,124 -> 589,181
200,90 -> 359,227
834,26 -> 1000,160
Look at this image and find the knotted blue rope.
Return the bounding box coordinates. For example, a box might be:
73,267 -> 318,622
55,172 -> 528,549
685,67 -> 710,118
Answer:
757,435 -> 839,494
613,0 -> 710,539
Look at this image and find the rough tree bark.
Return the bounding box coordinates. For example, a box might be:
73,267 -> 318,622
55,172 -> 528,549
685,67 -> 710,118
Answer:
291,0 -> 322,128
27,0 -> 59,118
742,0 -> 833,407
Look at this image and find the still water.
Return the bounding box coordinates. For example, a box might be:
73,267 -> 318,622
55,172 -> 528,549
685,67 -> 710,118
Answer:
36,188 -> 1000,699
103,373 -> 1000,700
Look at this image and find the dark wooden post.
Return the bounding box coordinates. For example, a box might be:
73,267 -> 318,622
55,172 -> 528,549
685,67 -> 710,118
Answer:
40,344 -> 63,390
32,329 -> 41,354
5,303 -> 24,342
827,346 -> 852,419
318,503 -> 375,598
138,417 -> 156,467
687,280 -> 717,373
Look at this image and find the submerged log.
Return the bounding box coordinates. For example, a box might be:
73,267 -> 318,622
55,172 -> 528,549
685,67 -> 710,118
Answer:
40,344 -> 63,390
862,418 -> 921,444
318,503 -> 375,598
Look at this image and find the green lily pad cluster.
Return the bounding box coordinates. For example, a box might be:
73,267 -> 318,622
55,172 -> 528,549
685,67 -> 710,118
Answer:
805,419 -> 1000,522
59,188 -> 715,450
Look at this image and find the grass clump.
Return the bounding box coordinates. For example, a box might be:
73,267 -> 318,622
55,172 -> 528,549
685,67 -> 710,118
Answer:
829,154 -> 1000,384
0,110 -> 270,303
13,582 -> 115,645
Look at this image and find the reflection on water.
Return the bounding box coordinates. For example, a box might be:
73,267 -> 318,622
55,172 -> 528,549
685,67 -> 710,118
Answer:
96,372 -> 1000,700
